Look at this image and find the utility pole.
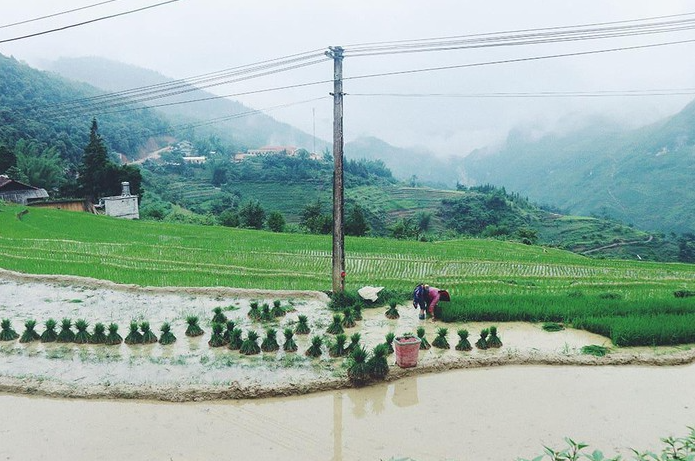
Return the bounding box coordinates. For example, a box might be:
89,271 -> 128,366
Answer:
327,46 -> 345,293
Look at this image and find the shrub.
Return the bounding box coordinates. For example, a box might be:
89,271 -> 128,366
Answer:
208,323 -> 226,347
125,321 -> 144,345
475,329 -> 489,349
327,314 -> 344,335
40,319 -> 58,343
417,327 -> 431,350
159,322 -> 176,345
305,335 -> 323,358
90,323 -> 107,344
347,346 -> 370,386
432,327 -> 450,349
487,326 -> 503,348
212,307 -> 227,324
105,323 -> 122,345
185,316 -> 204,337
260,328 -> 280,352
19,320 -> 40,343
295,315 -> 311,335
74,319 -> 91,344
282,328 -> 298,352
240,330 -> 261,355
367,344 -> 390,380
56,318 -> 75,343
384,332 -> 395,354
455,329 -> 472,351
329,333 -> 347,357
227,328 -> 243,350
385,302 -> 400,320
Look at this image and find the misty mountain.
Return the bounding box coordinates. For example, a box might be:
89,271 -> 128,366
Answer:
463,101 -> 695,233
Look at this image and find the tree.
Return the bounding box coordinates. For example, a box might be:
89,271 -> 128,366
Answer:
218,210 -> 240,227
345,204 -> 369,236
0,144 -> 16,173
300,199 -> 332,234
78,119 -> 111,201
415,211 -> 432,235
267,211 -> 286,232
391,217 -> 418,240
238,200 -> 265,229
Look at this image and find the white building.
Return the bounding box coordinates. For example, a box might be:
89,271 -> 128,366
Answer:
101,182 -> 139,219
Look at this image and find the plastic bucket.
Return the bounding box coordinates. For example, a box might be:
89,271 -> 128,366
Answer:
394,336 -> 421,368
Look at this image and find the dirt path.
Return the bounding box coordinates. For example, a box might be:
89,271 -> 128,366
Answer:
582,234 -> 654,255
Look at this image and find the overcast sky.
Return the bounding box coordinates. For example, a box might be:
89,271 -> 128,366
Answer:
2,0 -> 695,155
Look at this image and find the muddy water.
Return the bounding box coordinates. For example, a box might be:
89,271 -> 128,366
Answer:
1,364 -> 694,461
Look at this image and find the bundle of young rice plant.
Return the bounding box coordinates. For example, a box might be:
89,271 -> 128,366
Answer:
105,323 -> 123,345
248,301 -> 261,321
385,302 -> 400,320
345,332 -> 361,354
487,326 -> 503,348
329,333 -> 347,357
240,330 -> 261,355
159,322 -> 176,345
222,320 -> 236,344
352,304 -> 363,321
261,327 -> 280,352
384,332 -> 395,354
542,322 -> 565,332
227,327 -> 243,350
305,335 -> 323,358
90,323 -> 107,344
0,319 -> 19,341
283,327 -> 298,352
208,322 -> 226,347
341,308 -> 356,329
367,343 -> 390,380
271,300 -> 286,317
295,315 -> 311,335
73,319 -> 91,344
260,303 -> 273,322
432,327 -> 450,349
475,328 -> 489,350
19,319 -> 40,343
185,315 -> 204,337
212,307 -> 227,324
417,327 -> 431,350
40,319 -> 58,343
125,321 -> 144,345
581,344 -> 609,357
455,329 -> 472,351
140,321 -> 158,344
327,314 -> 344,335
56,318 -> 75,343
347,346 -> 370,386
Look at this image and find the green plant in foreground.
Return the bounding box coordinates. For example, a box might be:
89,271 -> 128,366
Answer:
432,327 -> 450,349
455,329 -> 472,351
385,302 -> 400,320
367,343 -> 390,380
384,332 -> 395,354
295,315 -> 310,335
212,307 -> 227,324
305,335 -> 323,358
1,319 -> 19,341
347,346 -> 370,386
345,332 -> 361,354
248,301 -> 261,321
90,323 -> 107,344
261,328 -> 280,352
327,314 -> 344,335
222,320 -> 235,344
352,304 -> 363,321
542,322 -> 565,332
56,318 -> 74,343
475,329 -> 489,350
141,321 -> 158,344
341,308 -> 356,328
159,322 -> 176,345
19,320 -> 40,343
417,327 -> 431,350
271,300 -> 285,317
227,328 -> 243,350
125,321 -> 144,345
581,344 -> 609,357
329,333 -> 347,357
74,319 -> 91,344
105,323 -> 122,345
240,330 -> 261,355
487,326 -> 502,348
260,303 -> 273,322
208,322 -> 225,347
185,316 -> 204,337
40,319 -> 58,343
283,328 -> 298,352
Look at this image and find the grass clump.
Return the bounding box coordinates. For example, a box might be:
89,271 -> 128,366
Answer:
56,318 -> 75,343
271,300 -> 285,317
125,321 -> 144,345
105,323 -> 122,345
212,307 -> 227,324
581,344 -> 609,357
347,346 -> 370,386
159,322 -> 176,345
352,304 -> 363,321
542,322 -> 565,332
208,323 -> 226,347
384,332 -> 395,354
341,308 -> 356,328
222,320 -> 236,344
417,327 -> 431,350
385,302 -> 400,319
90,323 -> 107,344
327,314 -> 344,335
487,326 -> 503,348
227,328 -> 243,350
367,343 -> 390,380
432,327 -> 450,349
455,329 -> 472,351
19,320 -> 40,343
475,329 -> 489,349
141,321 -> 158,344
260,303 -> 273,322
248,301 -> 261,321
305,335 -> 323,358
261,328 -> 280,352
329,333 -> 347,357
74,319 -> 91,344
345,332 -> 361,354
283,328 -> 298,352
240,330 -> 261,355
295,315 -> 310,335
40,319 -> 58,343
185,315 -> 204,337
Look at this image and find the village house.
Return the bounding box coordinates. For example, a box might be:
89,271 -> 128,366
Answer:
0,175 -> 49,204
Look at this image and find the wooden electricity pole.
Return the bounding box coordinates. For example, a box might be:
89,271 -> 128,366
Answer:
327,46 -> 345,293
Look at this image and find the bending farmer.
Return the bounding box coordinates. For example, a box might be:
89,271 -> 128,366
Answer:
413,284 -> 441,321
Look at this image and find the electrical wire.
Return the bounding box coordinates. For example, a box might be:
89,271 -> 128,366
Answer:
350,88 -> 695,98
0,0 -> 121,30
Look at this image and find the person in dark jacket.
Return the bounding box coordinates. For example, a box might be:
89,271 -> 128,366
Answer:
413,283 -> 429,320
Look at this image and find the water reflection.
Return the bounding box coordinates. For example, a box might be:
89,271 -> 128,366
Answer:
392,377 -> 419,408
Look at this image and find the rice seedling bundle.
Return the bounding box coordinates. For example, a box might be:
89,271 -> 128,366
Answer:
74,319 -> 91,344
260,303 -> 273,322
327,314 -> 344,335
240,330 -> 261,355
185,316 -> 204,337
367,343 -> 390,380
352,304 -> 363,321
56,318 -> 75,343
475,328 -> 489,350
159,322 -> 176,345
345,332 -> 361,354
261,328 -> 280,352
1,319 -> 20,341
125,321 -> 144,345
295,315 -> 311,335
385,302 -> 400,320
417,327 -> 431,350
227,327 -> 243,350
384,332 -> 395,354
222,320 -> 236,344
432,327 -> 450,349
542,322 -> 565,332
455,329 -> 472,351
581,344 -> 609,357
40,318 -> 58,343
271,300 -> 285,317
141,321 -> 158,344
305,335 -> 323,358
487,326 -> 503,348
105,323 -> 122,345
341,308 -> 356,329
283,328 -> 298,352
18,319 -> 39,343
212,307 -> 227,324
329,333 -> 347,357
208,322 -> 226,347
248,301 -> 261,321
347,346 -> 370,386
90,323 -> 107,344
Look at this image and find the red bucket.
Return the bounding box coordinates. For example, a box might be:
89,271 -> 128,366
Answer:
394,336 -> 421,368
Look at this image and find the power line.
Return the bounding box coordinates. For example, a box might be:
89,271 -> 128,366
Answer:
0,0 -> 121,30
350,88 -> 695,98
0,0 -> 181,44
